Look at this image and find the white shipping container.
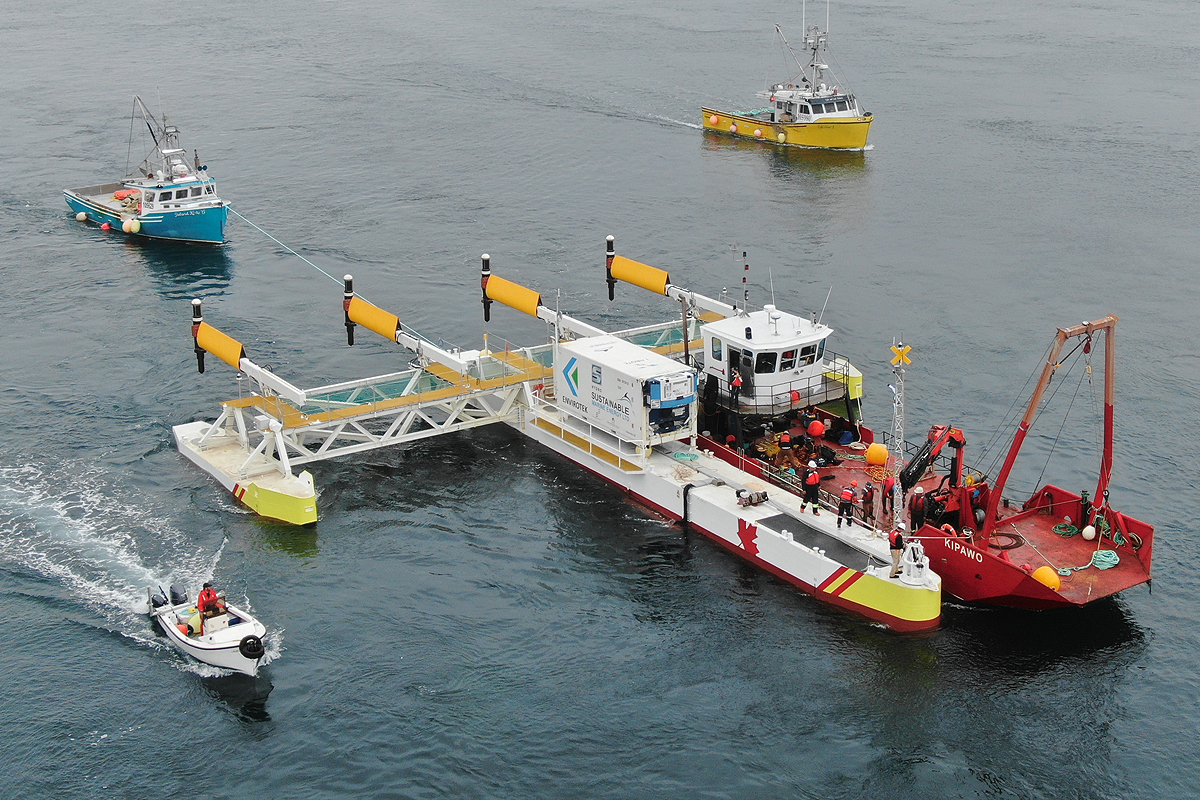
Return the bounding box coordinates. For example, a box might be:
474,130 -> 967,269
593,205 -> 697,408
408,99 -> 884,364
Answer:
554,335 -> 696,444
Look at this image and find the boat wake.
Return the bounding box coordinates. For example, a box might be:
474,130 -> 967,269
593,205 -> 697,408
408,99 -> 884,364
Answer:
652,114 -> 702,130
0,462 -> 278,675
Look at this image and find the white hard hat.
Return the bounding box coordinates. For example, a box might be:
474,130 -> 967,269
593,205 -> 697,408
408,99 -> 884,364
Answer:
808,461 -> 817,468
897,522 -> 907,531
914,486 -> 924,494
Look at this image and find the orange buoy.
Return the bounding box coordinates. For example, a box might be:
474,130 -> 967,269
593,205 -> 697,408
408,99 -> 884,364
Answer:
807,420 -> 825,437
709,114 -> 719,125
865,442 -> 888,466
1031,566 -> 1062,592
729,124 -> 738,133
754,128 -> 763,138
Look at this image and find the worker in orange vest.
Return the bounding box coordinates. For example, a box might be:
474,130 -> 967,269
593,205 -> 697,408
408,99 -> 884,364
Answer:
730,370 -> 742,407
800,460 -> 821,515
837,480 -> 858,529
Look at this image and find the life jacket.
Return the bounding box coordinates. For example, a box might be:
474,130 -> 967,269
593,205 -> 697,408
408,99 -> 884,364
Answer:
731,374 -> 742,387
912,495 -> 925,512
840,486 -> 855,502
780,432 -> 791,449
805,470 -> 820,486
889,530 -> 904,548
862,486 -> 874,501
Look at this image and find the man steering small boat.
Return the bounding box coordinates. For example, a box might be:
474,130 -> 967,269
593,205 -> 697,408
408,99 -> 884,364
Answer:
197,582 -> 226,620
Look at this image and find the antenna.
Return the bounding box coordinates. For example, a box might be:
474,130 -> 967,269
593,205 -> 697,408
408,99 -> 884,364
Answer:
827,0 -> 830,36
767,260 -> 776,307
817,286 -> 833,325
742,251 -> 750,310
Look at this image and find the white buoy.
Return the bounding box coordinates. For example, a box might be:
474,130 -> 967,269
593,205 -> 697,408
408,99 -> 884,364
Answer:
122,220 -> 133,233
1082,524 -> 1097,541
777,132 -> 786,143
76,212 -> 88,222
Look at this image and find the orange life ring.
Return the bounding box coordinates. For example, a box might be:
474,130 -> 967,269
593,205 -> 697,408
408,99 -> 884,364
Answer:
941,524 -> 956,535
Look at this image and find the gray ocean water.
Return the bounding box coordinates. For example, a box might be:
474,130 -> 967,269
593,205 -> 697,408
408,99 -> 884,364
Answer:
2,1 -> 1198,797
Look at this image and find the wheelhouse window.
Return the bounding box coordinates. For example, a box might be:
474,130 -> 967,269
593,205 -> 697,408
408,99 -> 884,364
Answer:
781,349 -> 797,370
175,189 -> 189,200
836,100 -> 848,112
800,344 -> 817,365
799,104 -> 811,115
190,187 -> 202,197
204,185 -> 215,194
754,352 -> 778,374
776,101 -> 785,110
711,337 -> 723,362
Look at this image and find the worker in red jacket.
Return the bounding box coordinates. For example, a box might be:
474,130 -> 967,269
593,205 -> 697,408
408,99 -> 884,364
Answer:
197,582 -> 225,618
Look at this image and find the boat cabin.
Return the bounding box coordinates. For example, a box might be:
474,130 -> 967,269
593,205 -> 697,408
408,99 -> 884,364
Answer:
700,305 -> 833,414
755,84 -> 861,123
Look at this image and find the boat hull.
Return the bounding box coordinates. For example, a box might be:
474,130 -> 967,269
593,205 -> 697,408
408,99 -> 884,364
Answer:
65,189 -> 228,244
702,107 -> 871,150
152,602 -> 267,676
516,415 -> 940,632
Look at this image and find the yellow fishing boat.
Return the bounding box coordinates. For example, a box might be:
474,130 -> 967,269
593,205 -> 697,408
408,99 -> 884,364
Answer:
703,13 -> 872,151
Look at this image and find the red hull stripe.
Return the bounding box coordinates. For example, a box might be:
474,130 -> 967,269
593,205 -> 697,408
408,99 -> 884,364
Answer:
817,567 -> 849,592
829,570 -> 865,597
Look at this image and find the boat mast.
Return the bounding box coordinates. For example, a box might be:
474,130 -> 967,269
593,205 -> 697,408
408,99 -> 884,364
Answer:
888,339 -> 911,533
981,315 -> 1119,537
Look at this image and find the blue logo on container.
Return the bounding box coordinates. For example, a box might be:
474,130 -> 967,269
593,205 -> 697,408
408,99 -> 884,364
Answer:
563,357 -> 579,396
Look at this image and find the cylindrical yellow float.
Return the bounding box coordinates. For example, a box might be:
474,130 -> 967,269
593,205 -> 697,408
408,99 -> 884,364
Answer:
347,296 -> 401,341
195,322 -> 247,369
484,275 -> 542,318
610,256 -> 669,296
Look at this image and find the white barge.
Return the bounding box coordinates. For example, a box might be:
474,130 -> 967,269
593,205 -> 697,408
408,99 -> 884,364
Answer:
173,238 -> 940,631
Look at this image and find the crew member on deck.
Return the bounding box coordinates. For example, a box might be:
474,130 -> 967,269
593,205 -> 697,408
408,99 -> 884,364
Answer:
888,523 -> 906,579
882,474 -> 895,515
801,460 -> 821,515
861,481 -> 876,528
730,371 -> 742,407
910,486 -> 926,531
837,480 -> 858,529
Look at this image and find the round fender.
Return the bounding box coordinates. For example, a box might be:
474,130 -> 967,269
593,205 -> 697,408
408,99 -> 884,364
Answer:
239,634 -> 266,660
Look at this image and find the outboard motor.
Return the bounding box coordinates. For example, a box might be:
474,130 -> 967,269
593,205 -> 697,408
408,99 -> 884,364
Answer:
169,584 -> 189,606
149,588 -> 169,609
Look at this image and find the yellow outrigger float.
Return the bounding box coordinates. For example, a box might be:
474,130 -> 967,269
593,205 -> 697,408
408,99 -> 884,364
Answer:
703,14 -> 872,151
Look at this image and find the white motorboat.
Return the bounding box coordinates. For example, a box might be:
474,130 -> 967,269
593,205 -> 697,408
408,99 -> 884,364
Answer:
148,585 -> 267,676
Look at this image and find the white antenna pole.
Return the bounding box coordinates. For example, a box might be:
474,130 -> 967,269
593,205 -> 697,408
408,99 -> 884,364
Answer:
768,262 -> 776,307
817,285 -> 833,325
802,0 -> 806,36
827,0 -> 830,35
